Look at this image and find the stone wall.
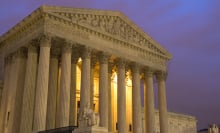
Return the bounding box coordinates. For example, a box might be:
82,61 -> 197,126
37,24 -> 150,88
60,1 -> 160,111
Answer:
142,109 -> 197,133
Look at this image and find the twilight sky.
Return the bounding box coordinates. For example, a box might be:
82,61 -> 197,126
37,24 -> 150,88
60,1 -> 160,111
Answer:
0,0 -> 220,130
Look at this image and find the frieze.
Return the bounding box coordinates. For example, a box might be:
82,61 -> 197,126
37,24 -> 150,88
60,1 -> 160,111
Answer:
55,12 -> 150,45
46,17 -> 89,40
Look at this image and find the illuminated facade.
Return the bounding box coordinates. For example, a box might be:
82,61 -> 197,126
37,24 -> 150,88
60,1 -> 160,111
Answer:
0,5 -> 196,133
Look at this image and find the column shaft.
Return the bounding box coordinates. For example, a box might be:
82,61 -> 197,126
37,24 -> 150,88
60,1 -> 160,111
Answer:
58,43 -> 72,127
69,52 -> 78,126
157,72 -> 168,133
20,44 -> 38,133
33,35 -> 51,132
131,63 -> 142,133
99,53 -> 108,128
145,69 -> 155,133
117,59 -> 126,133
8,48 -> 27,133
90,59 -> 95,110
108,64 -> 113,132
55,63 -> 61,128
46,50 -> 59,129
4,55 -> 17,133
0,56 -> 11,133
80,47 -> 91,112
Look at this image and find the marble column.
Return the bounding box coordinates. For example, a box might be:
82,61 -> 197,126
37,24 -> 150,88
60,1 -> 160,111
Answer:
90,56 -> 96,110
46,48 -> 59,129
33,35 -> 51,132
117,59 -> 126,133
19,42 -> 38,133
131,63 -> 142,133
80,47 -> 91,113
5,54 -> 18,133
0,56 -> 12,133
99,53 -> 109,129
55,62 -> 62,128
8,48 -> 27,133
108,63 -> 113,132
57,42 -> 72,127
69,49 -> 79,126
156,71 -> 168,133
145,68 -> 155,133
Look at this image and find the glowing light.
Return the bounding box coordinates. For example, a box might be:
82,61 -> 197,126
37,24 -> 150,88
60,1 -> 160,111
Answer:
78,58 -> 82,62
113,72 -> 117,83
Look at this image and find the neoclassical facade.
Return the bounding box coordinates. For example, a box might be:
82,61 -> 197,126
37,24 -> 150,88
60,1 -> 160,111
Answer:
0,5 -> 196,133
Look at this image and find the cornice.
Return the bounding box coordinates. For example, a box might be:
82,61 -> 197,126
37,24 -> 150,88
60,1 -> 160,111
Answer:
0,8 -> 45,49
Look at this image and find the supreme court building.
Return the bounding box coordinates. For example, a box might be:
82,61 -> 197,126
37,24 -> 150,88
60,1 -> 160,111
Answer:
0,5 -> 197,133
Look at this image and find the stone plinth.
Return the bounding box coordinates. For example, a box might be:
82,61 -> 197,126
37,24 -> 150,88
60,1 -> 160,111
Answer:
73,126 -> 108,133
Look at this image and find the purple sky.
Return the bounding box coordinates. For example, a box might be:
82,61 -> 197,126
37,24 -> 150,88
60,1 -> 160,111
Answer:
1,0 -> 220,130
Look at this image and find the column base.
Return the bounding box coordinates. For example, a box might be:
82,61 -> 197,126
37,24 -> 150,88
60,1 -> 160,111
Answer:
73,126 -> 108,133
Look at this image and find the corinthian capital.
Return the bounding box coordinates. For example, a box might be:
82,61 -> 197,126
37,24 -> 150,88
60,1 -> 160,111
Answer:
145,67 -> 154,78
39,34 -> 51,47
156,71 -> 167,81
81,46 -> 91,59
14,47 -> 27,59
99,52 -> 109,64
62,40 -> 72,53
4,55 -> 12,65
131,62 -> 140,74
116,58 -> 126,69
28,40 -> 38,52
50,47 -> 60,58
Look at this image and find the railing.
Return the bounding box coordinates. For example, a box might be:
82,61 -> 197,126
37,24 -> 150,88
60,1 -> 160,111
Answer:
38,126 -> 78,133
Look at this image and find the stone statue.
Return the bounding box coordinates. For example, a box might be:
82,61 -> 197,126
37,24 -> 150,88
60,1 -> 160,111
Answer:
208,124 -> 219,133
106,17 -> 114,34
78,103 -> 100,127
100,19 -> 106,31
113,18 -> 121,35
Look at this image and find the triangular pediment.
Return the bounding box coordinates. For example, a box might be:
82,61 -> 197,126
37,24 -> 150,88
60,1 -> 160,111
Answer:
40,6 -> 172,59
41,5 -> 172,59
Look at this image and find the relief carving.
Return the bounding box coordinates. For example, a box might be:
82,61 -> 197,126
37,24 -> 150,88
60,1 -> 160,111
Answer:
100,18 -> 106,31
106,17 -> 114,34
52,12 -> 170,60
91,16 -> 99,27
